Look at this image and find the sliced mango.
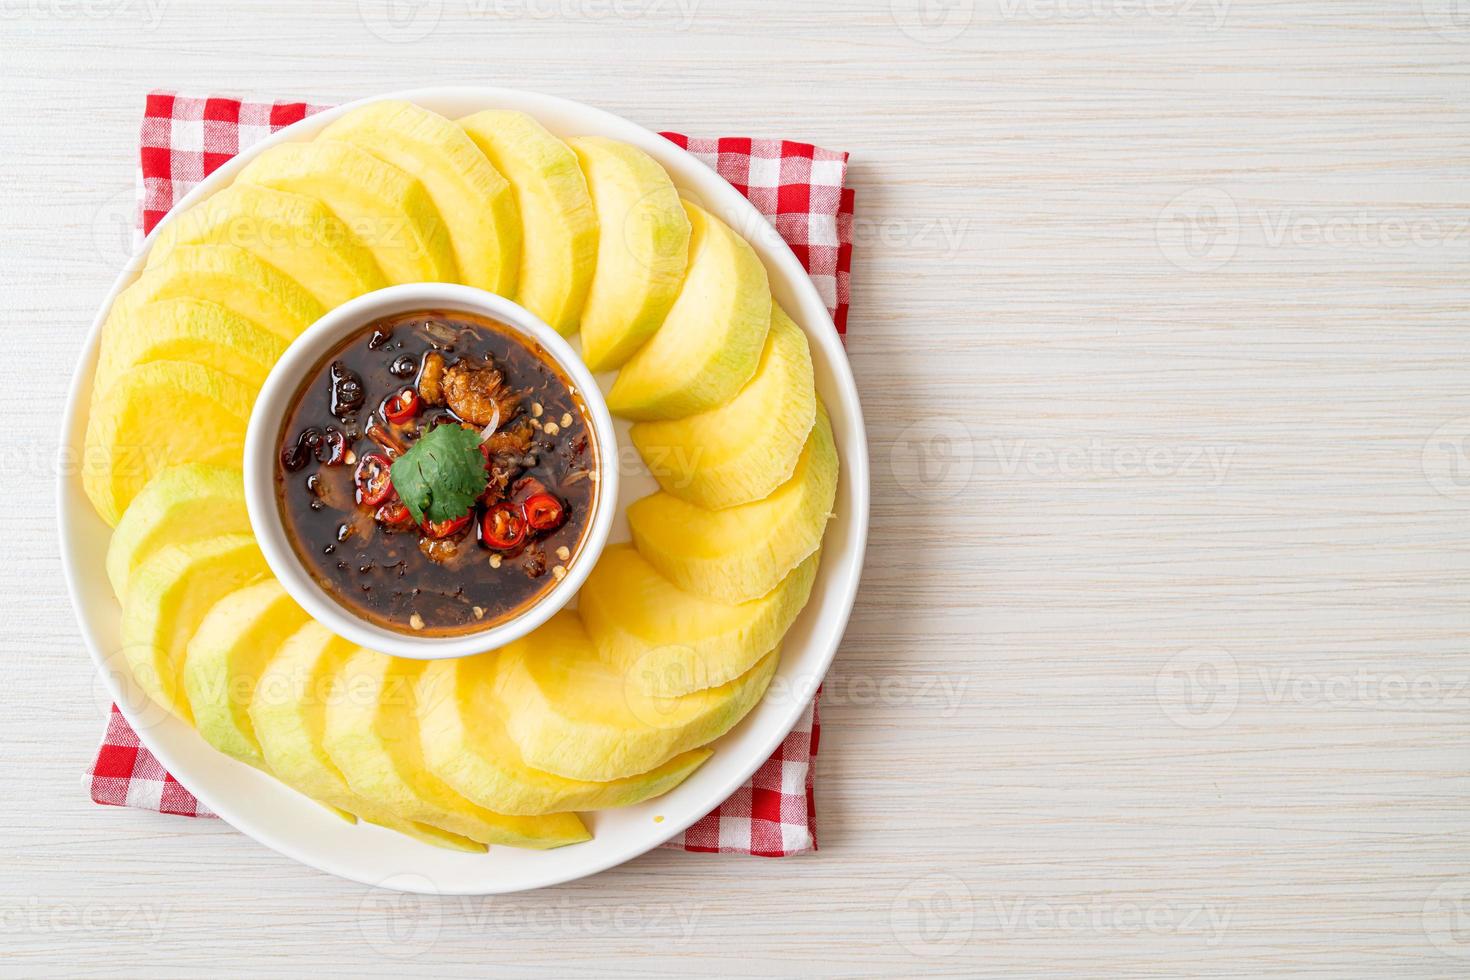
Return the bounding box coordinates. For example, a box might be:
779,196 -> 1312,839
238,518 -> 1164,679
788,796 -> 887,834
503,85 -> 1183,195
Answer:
323,650 -> 589,849
627,403 -> 838,603
114,243 -> 324,343
105,464 -> 248,600
417,651 -> 712,816
607,201 -> 771,419
323,101 -> 519,295
120,534 -> 268,721
237,139 -> 458,285
582,544 -> 819,697
630,302 -> 815,508
94,298 -> 284,402
460,110 -> 596,333
249,622 -> 484,851
495,612 -> 780,781
82,361 -> 253,527
147,183 -> 388,308
183,579 -> 309,769
568,137 -> 690,369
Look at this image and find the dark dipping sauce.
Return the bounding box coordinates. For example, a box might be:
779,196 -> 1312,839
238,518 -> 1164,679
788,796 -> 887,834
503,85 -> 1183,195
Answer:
275,309 -> 598,637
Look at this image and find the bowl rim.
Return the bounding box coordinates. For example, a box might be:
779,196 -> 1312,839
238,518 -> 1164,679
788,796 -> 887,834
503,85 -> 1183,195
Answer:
242,283 -> 620,660
57,85 -> 870,894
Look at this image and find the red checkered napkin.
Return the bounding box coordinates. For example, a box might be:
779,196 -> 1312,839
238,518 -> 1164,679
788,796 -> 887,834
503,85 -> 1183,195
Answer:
90,92 -> 854,858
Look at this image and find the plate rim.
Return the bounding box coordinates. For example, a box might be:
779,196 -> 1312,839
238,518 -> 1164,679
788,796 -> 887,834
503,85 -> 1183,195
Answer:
58,85 -> 869,894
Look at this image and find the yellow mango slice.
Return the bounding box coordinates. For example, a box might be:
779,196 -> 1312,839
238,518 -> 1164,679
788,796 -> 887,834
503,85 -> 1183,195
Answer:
82,361 -> 253,527
249,622 -> 485,851
94,298 -> 284,402
417,651 -> 711,816
460,110 -> 597,333
237,139 -> 458,285
630,302 -> 815,508
607,201 -> 771,419
114,243 -> 323,342
582,544 -> 819,697
495,612 -> 780,781
120,534 -> 269,721
183,579 -> 309,769
627,403 -> 838,604
323,650 -> 589,849
568,137 -> 690,369
105,464 -> 247,601
323,101 -> 520,295
147,183 -> 388,308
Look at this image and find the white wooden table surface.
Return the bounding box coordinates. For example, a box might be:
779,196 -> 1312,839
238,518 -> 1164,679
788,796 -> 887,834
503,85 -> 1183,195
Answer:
4,1 -> 1469,975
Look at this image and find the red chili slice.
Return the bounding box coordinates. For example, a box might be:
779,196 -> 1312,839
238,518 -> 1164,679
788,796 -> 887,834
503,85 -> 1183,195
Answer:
422,513 -> 472,539
479,501 -> 527,551
523,492 -> 566,532
382,387 -> 420,425
354,453 -> 394,507
374,500 -> 414,529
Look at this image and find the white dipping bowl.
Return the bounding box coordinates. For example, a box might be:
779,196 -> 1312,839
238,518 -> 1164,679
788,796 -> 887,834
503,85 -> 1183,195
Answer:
242,283 -> 619,660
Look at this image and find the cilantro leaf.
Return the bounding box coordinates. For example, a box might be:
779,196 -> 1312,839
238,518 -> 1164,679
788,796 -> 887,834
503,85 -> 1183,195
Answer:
389,424 -> 488,525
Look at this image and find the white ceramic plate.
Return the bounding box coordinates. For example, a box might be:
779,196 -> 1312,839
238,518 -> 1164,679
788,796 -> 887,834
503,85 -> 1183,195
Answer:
58,86 -> 868,894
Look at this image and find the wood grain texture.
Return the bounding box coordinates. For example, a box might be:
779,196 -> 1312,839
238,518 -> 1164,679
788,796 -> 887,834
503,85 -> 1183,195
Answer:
3,0 -> 1470,975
